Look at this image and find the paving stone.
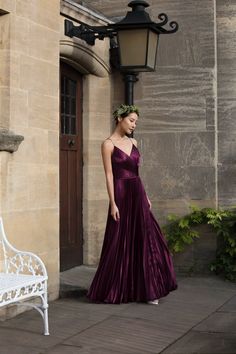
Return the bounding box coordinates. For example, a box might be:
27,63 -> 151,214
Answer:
64,315 -> 175,354
179,275 -> 236,291
0,327 -> 58,350
219,295 -> 236,313
0,272 -> 236,354
46,343 -> 127,354
0,298 -> 131,340
194,311 -> 236,333
0,344 -> 43,354
161,331 -> 236,354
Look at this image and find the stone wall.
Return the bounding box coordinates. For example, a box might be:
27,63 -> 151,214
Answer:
0,0 -> 60,300
84,0 -> 218,224
217,0 -> 236,208
84,0 -> 236,224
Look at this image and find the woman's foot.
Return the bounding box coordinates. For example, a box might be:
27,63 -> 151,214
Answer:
147,299 -> 159,305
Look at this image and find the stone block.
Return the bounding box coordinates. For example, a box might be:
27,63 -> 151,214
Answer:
0,10 -> 9,50
3,163 -> 29,211
16,0 -> 60,31
137,131 -> 215,168
0,128 -> 23,153
0,51 -> 10,86
141,164 -> 215,200
220,295 -> 236,312
9,51 -> 20,88
83,139 -> 103,166
28,92 -> 59,131
0,87 -> 10,128
162,331 -> 236,354
27,166 -> 59,209
48,130 -> 59,165
150,198 -> 216,225
9,88 -> 28,128
218,165 -> 236,207
218,67 -> 236,99
217,1 -> 236,70
19,55 -> 59,96
0,0 -> 15,14
10,14 -> 29,55
173,224 -> 217,275
83,199 -> 108,265
13,126 -> 48,164
29,21 -> 59,63
218,132 -> 236,164
194,312 -> 236,333
218,98 -> 236,131
83,165 -> 106,200
133,67 -> 214,132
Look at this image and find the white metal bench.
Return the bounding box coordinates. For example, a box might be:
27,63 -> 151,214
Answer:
0,217 -> 49,335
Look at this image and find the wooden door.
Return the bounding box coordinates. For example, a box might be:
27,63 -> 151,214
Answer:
60,62 -> 83,271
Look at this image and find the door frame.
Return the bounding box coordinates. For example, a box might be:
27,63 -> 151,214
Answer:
59,61 -> 83,271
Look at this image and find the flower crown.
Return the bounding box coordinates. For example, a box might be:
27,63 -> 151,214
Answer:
113,104 -> 139,119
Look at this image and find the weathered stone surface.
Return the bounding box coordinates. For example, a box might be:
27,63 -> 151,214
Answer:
134,67 -> 214,132
217,0 -> 236,209
218,165 -> 236,207
141,164 -> 215,200
162,331 -> 236,354
218,98 -> 236,131
0,128 -> 24,153
137,132 -> 215,167
0,0 -> 61,307
194,312 -> 236,333
218,132 -> 236,164
173,225 -> 217,275
217,0 -> 236,73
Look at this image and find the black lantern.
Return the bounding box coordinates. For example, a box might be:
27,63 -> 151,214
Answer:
64,0 -> 178,103
115,1 -> 160,72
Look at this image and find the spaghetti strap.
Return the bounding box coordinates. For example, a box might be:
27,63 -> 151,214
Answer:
106,137 -> 115,146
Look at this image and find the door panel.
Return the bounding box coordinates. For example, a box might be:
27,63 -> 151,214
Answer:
60,62 -> 83,271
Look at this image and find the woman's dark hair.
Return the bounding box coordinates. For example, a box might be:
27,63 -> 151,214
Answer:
113,104 -> 139,124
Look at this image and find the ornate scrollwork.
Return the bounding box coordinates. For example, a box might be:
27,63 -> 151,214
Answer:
5,251 -> 45,276
154,14 -> 179,34
157,13 -> 168,27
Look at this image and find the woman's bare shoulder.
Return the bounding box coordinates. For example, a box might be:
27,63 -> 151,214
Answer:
101,138 -> 114,152
130,137 -> 138,147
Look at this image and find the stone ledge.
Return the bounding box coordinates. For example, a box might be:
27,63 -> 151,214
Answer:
0,129 -> 24,153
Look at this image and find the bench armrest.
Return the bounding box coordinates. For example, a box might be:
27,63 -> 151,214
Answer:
0,218 -> 47,277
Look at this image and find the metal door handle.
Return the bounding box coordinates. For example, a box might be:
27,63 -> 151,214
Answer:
68,139 -> 75,146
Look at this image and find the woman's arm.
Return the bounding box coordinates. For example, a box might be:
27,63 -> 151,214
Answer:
101,140 -> 120,221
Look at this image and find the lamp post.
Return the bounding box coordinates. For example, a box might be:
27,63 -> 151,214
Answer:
64,0 -> 178,105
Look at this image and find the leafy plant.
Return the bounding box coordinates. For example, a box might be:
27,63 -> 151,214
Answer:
163,206 -> 236,281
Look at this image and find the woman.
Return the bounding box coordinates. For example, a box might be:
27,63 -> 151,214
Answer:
87,104 -> 177,304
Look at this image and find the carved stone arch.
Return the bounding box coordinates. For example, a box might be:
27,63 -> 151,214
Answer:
60,39 -> 110,77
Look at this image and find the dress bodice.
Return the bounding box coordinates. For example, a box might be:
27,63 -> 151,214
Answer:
111,145 -> 140,179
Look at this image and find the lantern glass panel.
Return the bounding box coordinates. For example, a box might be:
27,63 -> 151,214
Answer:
147,30 -> 158,70
118,29 -> 148,67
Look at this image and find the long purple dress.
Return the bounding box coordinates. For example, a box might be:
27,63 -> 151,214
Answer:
87,142 -> 177,304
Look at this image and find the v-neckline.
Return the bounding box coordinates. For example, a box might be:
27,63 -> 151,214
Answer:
114,144 -> 134,158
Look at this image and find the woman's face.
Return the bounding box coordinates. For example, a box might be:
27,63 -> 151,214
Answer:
119,112 -> 138,135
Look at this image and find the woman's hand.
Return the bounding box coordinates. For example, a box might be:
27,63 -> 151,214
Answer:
111,203 -> 120,221
147,196 -> 152,209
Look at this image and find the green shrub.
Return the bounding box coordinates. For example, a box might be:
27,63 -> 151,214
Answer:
163,206 -> 236,281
